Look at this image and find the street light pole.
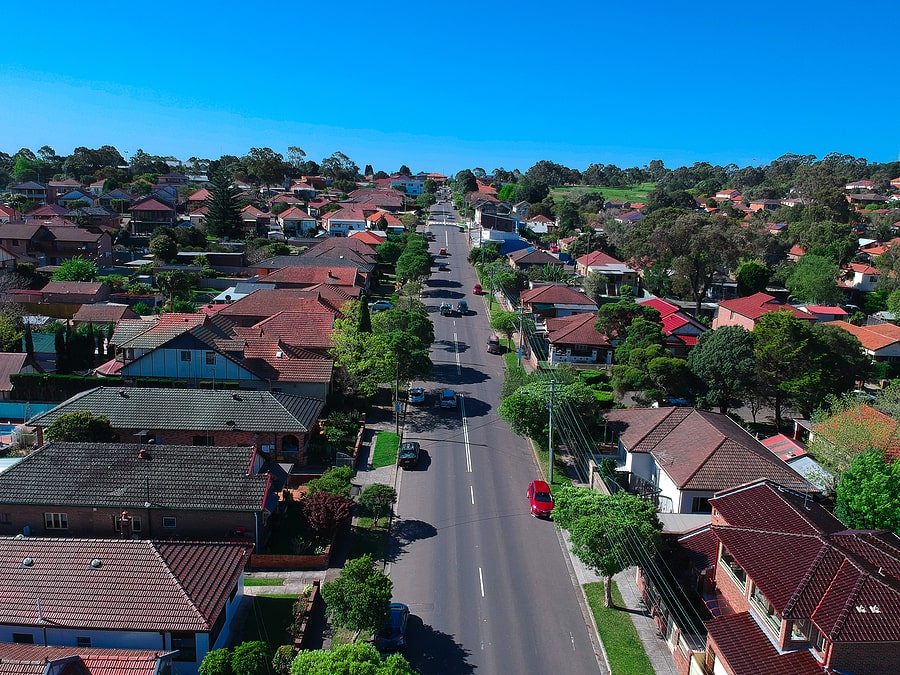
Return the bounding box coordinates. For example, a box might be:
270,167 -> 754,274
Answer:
517,306 -> 524,369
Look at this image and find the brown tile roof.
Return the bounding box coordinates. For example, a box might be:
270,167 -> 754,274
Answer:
507,248 -> 562,265
215,289 -> 350,322
677,526 -> 720,571
604,408 -> 812,492
258,265 -> 364,287
0,644 -> 173,675
40,281 -> 107,296
236,311 -> 335,350
832,321 -> 900,353
72,303 -> 139,323
520,283 -> 598,307
131,198 -> 173,212
116,313 -> 210,350
705,612 -> 824,675
0,352 -> 27,393
545,312 -> 609,347
0,537 -> 250,632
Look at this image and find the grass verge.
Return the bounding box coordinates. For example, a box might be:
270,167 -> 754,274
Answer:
244,577 -> 285,587
371,431 -> 400,468
241,593 -> 296,649
584,581 -> 655,675
349,514 -> 390,561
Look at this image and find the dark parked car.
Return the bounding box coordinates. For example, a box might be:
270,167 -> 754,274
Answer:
375,602 -> 410,652
486,335 -> 501,354
527,479 -> 554,518
440,302 -> 453,316
440,389 -> 457,408
398,442 -> 420,469
456,299 -> 468,314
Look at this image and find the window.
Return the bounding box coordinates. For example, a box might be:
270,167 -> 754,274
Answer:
691,497 -> 712,514
205,351 -> 216,365
162,516 -> 177,529
193,435 -> 214,446
0,513 -> 10,524
718,545 -> 747,590
750,583 -> 782,633
13,633 -> 34,644
180,351 -> 192,362
45,513 -> 68,530
171,633 -> 197,662
113,515 -> 142,532
76,636 -> 91,648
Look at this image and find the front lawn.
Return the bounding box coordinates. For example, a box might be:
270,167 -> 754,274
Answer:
584,581 -> 655,675
244,577 -> 286,587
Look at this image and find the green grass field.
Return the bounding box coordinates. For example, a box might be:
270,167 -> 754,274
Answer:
553,182 -> 655,204
241,593 -> 296,648
371,431 -> 400,468
584,581 -> 655,675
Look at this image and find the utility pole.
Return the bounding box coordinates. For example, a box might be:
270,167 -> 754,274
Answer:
517,305 -> 525,369
548,380 -> 557,485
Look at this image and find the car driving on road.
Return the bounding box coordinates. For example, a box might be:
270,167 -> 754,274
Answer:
527,479 -> 554,518
440,389 -> 457,408
408,387 -> 426,404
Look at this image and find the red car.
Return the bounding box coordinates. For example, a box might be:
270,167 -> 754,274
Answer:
473,283 -> 482,295
527,480 -> 554,518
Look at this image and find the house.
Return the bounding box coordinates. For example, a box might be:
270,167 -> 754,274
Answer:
389,175 -> 423,196
110,313 -> 333,400
66,205 -> 122,231
300,236 -> 379,265
520,283 -> 598,320
797,304 -> 849,322
0,244 -> 16,270
544,312 -> 612,365
364,210 -> 403,232
25,204 -> 69,219
129,196 -> 176,235
845,179 -> 875,191
748,198 -> 783,212
257,264 -> 368,294
760,433 -> 833,492
277,206 -> 317,237
512,200 -> 530,216
830,321 -> 900,362
322,204 -> 368,236
40,281 -> 111,306
714,189 -> 741,201
507,248 -> 565,273
28,387 -> 325,464
0,352 -> 37,400
674,480 -> 900,675
345,188 -> 406,212
0,536 -> 250,674
712,292 -> 817,330
8,181 -> 48,206
56,189 -> 94,209
0,644 -> 174,675
602,407 -> 814,514
575,251 -> 639,296
0,205 -> 20,223
240,205 -> 271,237
42,225 -> 112,266
614,211 -> 644,225
842,262 -> 881,292
794,403 -> 900,462
0,441 -> 277,546
72,302 -> 140,324
213,288 -> 351,327
525,214 -> 556,235
638,298 -> 707,357
187,187 -> 211,211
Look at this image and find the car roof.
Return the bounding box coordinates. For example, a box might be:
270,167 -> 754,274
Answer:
530,479 -> 551,492
442,389 -> 455,395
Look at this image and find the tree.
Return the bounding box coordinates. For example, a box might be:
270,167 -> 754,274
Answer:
753,311 -> 824,428
244,147 -> 285,194
490,309 -> 519,350
230,642 -> 270,675
594,298 -> 661,342
320,554 -> 393,640
735,259 -> 771,296
688,326 -> 756,415
784,254 -> 842,304
52,256 -> 97,282
290,643 -> 415,674
204,167 -> 244,240
156,270 -> 198,312
301,491 -> 355,542
149,234 -> 178,263
553,487 -> 661,607
359,483 -> 397,526
199,648 -> 233,675
45,411 -> 114,442
320,152 -> 360,183
834,449 -> 900,534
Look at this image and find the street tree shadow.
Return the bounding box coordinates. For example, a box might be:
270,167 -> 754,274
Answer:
423,279 -> 462,288
434,339 -> 469,353
403,616 -> 475,674
430,364 -> 491,386
387,518 -> 438,565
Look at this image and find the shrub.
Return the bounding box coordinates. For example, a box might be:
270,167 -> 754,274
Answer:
305,466 -> 354,497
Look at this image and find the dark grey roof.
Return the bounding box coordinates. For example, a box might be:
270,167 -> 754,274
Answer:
0,442 -> 270,512
28,387 -> 325,433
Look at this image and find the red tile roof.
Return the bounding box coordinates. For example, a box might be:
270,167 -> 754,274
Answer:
258,265 -> 364,287
717,292 -> 815,321
576,250 -> 626,267
545,312 -> 608,347
706,612 -> 824,675
520,284 -> 598,307
131,199 -> 173,212
0,644 -> 172,675
0,537 -> 250,632
833,321 -> 900,353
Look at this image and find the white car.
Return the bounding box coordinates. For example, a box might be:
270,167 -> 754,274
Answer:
368,300 -> 393,312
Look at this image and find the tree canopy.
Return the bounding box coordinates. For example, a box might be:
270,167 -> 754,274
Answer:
290,642 -> 415,675
320,554 -> 393,639
45,411 -> 114,442
688,326 -> 756,415
834,449 -> 900,534
553,487 -> 661,607
52,256 -> 97,282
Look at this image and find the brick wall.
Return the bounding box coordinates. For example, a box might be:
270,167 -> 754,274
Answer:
249,547 -> 331,571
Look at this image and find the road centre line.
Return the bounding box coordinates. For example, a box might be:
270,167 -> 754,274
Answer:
453,331 -> 461,374
470,485 -> 475,505
461,396 -> 472,472
479,567 -> 485,597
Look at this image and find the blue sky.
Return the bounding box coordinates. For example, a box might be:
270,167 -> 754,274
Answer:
2,1 -> 897,177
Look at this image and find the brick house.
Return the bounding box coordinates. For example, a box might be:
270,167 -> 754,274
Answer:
711,292 -> 817,330
0,442 -> 277,548
27,387 -> 325,464
661,480 -> 900,675
638,297 -> 707,358
575,251 -> 639,297
544,312 -> 612,366
129,196 -> 177,235
520,283 -> 598,320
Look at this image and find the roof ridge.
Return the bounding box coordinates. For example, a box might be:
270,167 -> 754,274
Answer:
151,541 -> 211,629
825,559 -> 867,640
784,540 -> 831,615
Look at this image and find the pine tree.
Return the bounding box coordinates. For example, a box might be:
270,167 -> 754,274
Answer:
204,167 -> 243,240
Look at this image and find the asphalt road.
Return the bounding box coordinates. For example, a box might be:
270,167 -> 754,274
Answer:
388,217 -> 604,674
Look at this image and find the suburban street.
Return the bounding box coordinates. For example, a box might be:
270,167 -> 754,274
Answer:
387,208 -> 604,674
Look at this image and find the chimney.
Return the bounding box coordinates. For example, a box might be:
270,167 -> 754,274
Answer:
138,447 -> 151,460
119,511 -> 133,539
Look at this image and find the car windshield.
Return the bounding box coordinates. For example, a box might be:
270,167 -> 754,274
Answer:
534,492 -> 552,502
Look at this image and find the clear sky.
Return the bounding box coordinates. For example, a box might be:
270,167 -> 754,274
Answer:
2,1 -> 897,177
